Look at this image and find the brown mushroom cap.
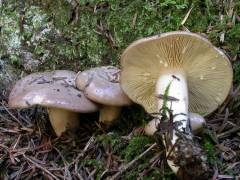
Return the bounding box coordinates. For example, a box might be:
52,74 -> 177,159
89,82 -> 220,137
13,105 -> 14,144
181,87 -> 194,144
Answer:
9,70 -> 98,112
121,31 -> 233,115
75,66 -> 132,106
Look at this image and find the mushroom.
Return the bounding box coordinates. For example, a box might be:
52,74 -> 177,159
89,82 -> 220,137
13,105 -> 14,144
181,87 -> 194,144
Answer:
75,66 -> 132,125
144,112 -> 206,136
8,70 -> 98,136
120,31 -> 232,173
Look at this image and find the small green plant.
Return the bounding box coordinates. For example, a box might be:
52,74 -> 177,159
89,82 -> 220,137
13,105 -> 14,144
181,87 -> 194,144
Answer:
161,80 -> 173,116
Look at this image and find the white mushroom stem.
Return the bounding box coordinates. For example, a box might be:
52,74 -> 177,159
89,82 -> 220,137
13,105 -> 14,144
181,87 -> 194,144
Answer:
47,108 -> 80,137
156,70 -> 190,173
99,106 -> 121,124
144,113 -> 205,136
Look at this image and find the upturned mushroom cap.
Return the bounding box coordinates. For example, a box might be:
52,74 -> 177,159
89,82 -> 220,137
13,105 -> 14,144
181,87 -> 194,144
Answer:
8,70 -> 98,112
75,66 -> 132,106
189,112 -> 206,134
121,31 -> 233,115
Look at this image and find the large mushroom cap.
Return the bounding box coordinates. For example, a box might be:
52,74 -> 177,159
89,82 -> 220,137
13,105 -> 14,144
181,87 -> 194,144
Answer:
9,70 -> 98,112
75,66 -> 132,106
121,31 -> 233,115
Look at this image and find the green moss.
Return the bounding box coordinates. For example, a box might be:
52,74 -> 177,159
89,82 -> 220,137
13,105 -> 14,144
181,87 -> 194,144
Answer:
121,136 -> 153,162
201,133 -> 226,171
203,138 -> 217,165
225,24 -> 240,55
46,1 -> 71,30
25,0 -> 192,70
3,0 -> 237,73
1,0 -> 238,72
9,53 -> 21,66
97,132 -> 122,153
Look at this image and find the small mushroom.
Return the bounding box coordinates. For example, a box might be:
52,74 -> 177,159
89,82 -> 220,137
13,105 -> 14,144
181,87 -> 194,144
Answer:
144,112 -> 206,136
8,70 -> 98,136
121,31 -> 233,173
75,66 -> 132,125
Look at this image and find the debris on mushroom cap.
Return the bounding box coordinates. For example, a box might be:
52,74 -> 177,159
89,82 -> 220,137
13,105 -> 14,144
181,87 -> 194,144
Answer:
9,70 -> 76,100
121,31 -> 233,115
75,66 -> 132,106
8,70 -> 98,112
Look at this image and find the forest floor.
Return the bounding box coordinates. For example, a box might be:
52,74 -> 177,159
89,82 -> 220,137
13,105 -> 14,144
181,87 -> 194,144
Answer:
0,0 -> 240,179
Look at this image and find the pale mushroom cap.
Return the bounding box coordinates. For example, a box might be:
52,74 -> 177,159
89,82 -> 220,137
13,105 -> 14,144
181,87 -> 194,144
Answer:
121,31 -> 233,115
9,70 -> 98,112
75,66 -> 132,106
